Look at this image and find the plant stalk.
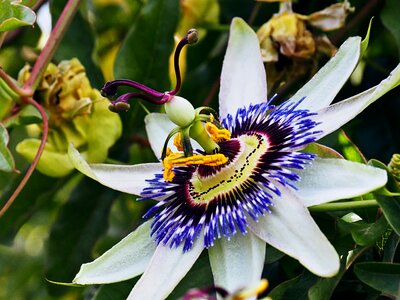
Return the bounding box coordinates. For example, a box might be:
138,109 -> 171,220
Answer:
0,0 -> 80,217
0,97 -> 48,218
23,0 -> 81,91
309,199 -> 378,212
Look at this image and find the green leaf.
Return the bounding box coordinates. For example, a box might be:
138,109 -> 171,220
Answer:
0,245 -> 44,299
381,0 -> 400,57
19,0 -> 41,7
337,131 -> 366,163
361,18 -> 373,56
3,105 -> 43,127
338,215 -> 388,246
0,123 -> 15,172
46,177 -> 117,296
354,262 -> 400,295
375,194 -> 400,236
114,0 -> 180,91
369,160 -> 400,235
0,172 -> 65,243
17,139 -> 75,177
0,0 -> 36,32
383,232 -> 400,262
268,273 -> 317,300
0,77 -> 20,120
308,256 -> 346,300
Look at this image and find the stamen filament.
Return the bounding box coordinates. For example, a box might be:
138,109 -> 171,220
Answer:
163,148 -> 228,181
173,132 -> 184,151
206,122 -> 231,142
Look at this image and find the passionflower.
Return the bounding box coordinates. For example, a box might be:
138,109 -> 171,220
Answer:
68,18 -> 400,299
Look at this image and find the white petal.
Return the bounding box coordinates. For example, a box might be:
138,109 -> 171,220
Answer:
248,184 -> 340,277
127,239 -> 203,300
209,233 -> 265,297
73,221 -> 155,284
68,144 -> 162,196
145,113 -> 177,159
313,64 -> 400,139
295,157 -> 387,207
290,37 -> 361,111
219,17 -> 267,118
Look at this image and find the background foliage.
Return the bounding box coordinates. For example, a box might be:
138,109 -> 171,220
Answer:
0,0 -> 400,299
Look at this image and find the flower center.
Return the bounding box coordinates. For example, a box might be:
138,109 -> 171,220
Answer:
141,101 -> 321,251
162,121 -> 231,181
189,133 -> 269,204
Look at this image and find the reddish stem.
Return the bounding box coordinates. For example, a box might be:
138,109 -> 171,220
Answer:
0,97 -> 48,218
24,0 -> 81,90
0,0 -> 80,217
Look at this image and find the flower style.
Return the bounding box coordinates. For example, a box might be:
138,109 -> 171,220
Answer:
68,18 -> 400,299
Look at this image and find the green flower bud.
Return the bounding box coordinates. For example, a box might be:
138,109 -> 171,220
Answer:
164,96 -> 195,128
389,153 -> 400,182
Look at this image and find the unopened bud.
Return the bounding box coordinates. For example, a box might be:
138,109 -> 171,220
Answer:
389,153 -> 400,182
164,96 -> 195,127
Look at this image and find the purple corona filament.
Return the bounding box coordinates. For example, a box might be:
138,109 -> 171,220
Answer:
102,29 -> 198,112
140,99 -> 322,252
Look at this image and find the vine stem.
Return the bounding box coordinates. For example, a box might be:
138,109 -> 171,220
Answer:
24,0 -> 81,91
0,0 -> 80,217
309,199 -> 378,212
0,98 -> 48,218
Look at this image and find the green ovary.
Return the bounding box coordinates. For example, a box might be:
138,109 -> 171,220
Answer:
189,133 -> 269,204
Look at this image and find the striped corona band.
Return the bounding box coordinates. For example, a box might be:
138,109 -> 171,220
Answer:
140,99 -> 321,251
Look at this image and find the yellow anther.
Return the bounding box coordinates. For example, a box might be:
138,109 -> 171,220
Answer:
232,279 -> 269,300
163,163 -> 175,182
173,132 -> 184,151
162,148 -> 228,182
206,122 -> 231,142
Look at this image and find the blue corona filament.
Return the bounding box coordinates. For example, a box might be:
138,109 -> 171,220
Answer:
140,98 -> 322,252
